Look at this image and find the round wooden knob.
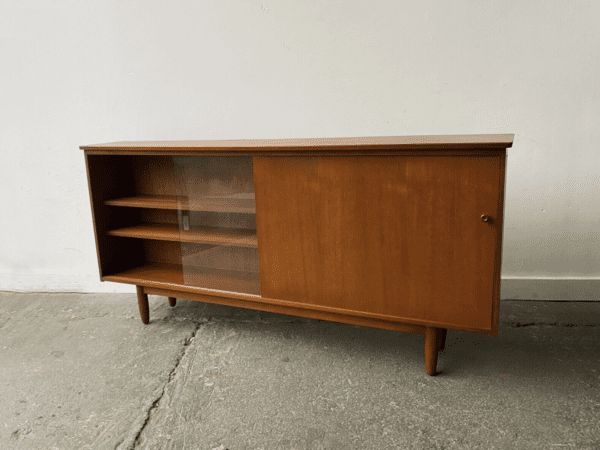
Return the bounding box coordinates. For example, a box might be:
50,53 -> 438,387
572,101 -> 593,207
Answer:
481,215 -> 492,223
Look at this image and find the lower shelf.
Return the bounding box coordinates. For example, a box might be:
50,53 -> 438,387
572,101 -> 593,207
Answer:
107,223 -> 258,247
103,262 -> 260,295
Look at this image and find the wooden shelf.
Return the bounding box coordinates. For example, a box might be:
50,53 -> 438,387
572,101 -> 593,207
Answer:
105,194 -> 256,214
103,262 -> 260,295
106,223 -> 258,248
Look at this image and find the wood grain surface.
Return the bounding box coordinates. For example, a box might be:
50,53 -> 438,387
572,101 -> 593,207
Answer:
105,194 -> 256,214
107,223 -> 258,247
81,134 -> 514,152
254,154 -> 504,332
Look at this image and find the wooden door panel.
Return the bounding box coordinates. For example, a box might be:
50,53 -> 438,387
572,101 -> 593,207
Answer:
254,155 -> 503,331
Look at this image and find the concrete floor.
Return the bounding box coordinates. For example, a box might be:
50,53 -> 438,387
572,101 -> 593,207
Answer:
0,292 -> 599,450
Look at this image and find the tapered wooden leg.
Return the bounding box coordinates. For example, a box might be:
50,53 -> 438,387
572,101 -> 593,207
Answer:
168,296 -> 176,307
424,326 -> 441,376
136,285 -> 149,324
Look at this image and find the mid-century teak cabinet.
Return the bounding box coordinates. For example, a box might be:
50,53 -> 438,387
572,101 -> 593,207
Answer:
82,135 -> 513,375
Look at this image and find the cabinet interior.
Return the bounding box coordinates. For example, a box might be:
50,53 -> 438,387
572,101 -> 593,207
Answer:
86,154 -> 260,295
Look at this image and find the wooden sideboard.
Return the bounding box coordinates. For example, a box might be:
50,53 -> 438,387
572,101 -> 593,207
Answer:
81,135 -> 513,375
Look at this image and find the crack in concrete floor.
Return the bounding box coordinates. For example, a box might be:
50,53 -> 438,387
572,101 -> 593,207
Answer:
118,309 -> 600,448
121,320 -> 204,450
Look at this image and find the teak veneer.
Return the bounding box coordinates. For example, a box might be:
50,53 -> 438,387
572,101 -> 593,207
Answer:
82,134 -> 514,375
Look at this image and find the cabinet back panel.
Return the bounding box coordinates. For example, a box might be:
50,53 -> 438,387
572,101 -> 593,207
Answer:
130,155 -> 255,198
181,244 -> 259,273
132,156 -> 179,196
140,210 -> 256,229
140,209 -> 179,224
172,156 -> 255,198
187,211 -> 256,230
143,240 -> 182,265
254,154 -> 503,331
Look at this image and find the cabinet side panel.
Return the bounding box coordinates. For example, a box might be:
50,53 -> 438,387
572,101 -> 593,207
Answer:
490,151 -> 507,336
85,154 -> 145,277
254,154 -> 503,332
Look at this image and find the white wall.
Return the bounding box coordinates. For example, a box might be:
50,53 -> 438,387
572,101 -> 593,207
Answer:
1,1 -> 599,299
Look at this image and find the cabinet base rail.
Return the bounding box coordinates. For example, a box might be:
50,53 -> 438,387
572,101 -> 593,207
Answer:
135,284 -> 447,376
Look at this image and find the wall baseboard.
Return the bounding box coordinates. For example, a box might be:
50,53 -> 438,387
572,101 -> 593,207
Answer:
501,278 -> 600,301
1,274 -> 599,300
0,273 -> 133,294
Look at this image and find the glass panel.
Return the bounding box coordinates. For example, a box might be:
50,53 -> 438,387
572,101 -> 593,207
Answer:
172,156 -> 260,295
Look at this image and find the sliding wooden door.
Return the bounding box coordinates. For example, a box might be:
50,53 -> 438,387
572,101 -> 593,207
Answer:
253,153 -> 505,333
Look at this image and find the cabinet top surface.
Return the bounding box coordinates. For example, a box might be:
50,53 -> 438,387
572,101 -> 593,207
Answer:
81,134 -> 513,152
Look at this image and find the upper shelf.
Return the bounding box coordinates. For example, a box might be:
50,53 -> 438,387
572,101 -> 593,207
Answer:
81,134 -> 514,153
105,194 -> 256,214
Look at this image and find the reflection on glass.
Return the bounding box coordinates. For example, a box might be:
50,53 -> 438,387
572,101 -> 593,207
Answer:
172,157 -> 260,295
